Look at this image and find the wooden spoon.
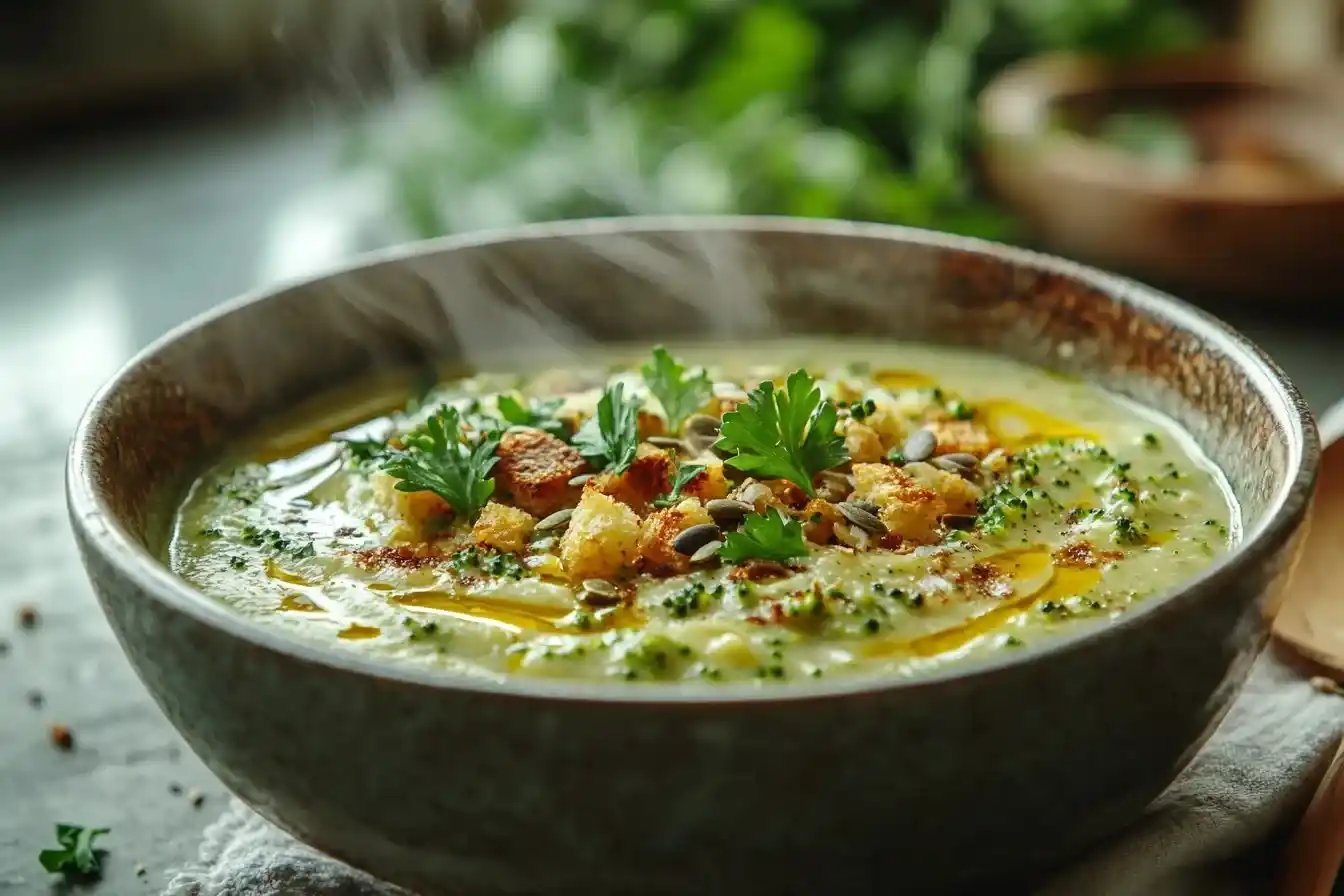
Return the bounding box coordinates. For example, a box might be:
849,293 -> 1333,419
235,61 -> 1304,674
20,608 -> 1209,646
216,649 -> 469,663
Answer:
1273,400 -> 1344,896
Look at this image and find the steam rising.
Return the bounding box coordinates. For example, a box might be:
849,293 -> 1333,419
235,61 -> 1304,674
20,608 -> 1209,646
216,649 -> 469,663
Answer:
200,2 -> 801,407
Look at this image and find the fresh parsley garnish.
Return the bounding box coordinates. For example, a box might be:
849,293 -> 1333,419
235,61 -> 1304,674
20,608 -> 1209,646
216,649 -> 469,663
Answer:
652,462 -> 706,509
714,369 -> 849,496
571,382 -> 642,474
39,824 -> 109,877
339,437 -> 388,466
496,393 -> 570,440
719,509 -> 809,565
641,346 -> 713,434
381,406 -> 500,521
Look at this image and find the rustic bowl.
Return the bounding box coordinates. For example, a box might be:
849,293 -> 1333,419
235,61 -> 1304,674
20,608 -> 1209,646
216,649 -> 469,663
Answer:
979,48 -> 1344,302
67,217 -> 1317,895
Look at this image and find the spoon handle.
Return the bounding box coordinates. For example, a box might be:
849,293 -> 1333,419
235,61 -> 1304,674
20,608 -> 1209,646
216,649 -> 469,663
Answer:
1276,734 -> 1344,896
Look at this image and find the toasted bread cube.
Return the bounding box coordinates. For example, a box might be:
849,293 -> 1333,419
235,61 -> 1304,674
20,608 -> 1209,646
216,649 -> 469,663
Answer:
560,490 -> 641,581
637,411 -> 667,441
372,469 -> 452,541
638,498 -> 715,575
844,420 -> 885,464
851,462 -> 944,545
902,461 -> 983,516
925,420 -> 997,459
494,429 -> 588,517
472,502 -> 537,554
801,498 -> 843,545
730,478 -> 806,514
586,444 -> 674,515
681,462 -> 730,503
863,407 -> 907,452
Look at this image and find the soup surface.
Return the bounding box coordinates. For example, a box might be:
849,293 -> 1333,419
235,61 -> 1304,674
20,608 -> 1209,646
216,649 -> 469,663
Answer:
169,341 -> 1237,685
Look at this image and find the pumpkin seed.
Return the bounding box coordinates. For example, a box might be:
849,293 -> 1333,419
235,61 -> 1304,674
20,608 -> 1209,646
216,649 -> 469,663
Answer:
705,498 -> 754,526
530,536 -> 556,552
580,579 -> 620,606
837,501 -> 887,535
737,481 -> 771,507
535,508 -> 574,532
849,499 -> 880,516
932,456 -> 977,479
941,514 -> 978,531
567,473 -> 593,487
672,523 -> 722,556
939,452 -> 980,469
647,436 -> 689,452
816,470 -> 852,502
902,428 -> 937,463
689,540 -> 724,564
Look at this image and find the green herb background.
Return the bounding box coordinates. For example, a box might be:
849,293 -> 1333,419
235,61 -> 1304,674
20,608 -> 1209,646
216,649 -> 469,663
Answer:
352,0 -> 1211,242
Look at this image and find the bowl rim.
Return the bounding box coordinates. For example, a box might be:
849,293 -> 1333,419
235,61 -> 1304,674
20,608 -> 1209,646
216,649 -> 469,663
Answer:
979,46 -> 1344,206
66,214 -> 1320,706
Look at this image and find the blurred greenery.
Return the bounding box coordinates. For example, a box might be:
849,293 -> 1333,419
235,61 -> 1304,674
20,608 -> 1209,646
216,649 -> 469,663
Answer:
352,0 -> 1208,242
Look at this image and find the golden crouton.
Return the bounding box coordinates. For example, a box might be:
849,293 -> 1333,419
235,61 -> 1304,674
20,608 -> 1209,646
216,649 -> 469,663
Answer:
681,462 -> 730,502
863,407 -> 907,451
471,502 -> 537,554
850,463 -> 945,545
372,470 -> 451,541
730,478 -> 806,514
801,498 -> 843,545
902,461 -> 983,516
844,420 -> 885,464
924,420 -> 997,459
586,444 -> 674,515
494,430 -> 588,517
560,490 -> 642,581
638,498 -> 715,575
637,411 -> 666,441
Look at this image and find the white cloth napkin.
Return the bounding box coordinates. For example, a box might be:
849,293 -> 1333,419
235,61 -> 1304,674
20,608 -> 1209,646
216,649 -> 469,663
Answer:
164,651 -> 1344,896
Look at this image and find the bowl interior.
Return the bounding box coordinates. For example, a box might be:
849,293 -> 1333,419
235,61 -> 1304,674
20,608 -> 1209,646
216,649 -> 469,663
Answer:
74,218 -> 1311,648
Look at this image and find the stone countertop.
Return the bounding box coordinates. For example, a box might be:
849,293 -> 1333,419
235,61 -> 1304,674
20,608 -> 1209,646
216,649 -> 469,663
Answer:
0,109 -> 1340,895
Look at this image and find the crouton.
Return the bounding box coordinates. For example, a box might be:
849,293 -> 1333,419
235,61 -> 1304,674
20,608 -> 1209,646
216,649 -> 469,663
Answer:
471,502 -> 537,554
494,430 -> 588,517
559,490 -> 642,581
637,411 -> 666,441
863,407 -> 907,451
681,462 -> 730,502
586,444 -> 674,515
730,478 -> 806,515
844,420 -> 885,464
924,419 -> 997,459
902,461 -> 983,516
638,498 -> 715,575
850,463 -> 945,545
372,469 -> 452,541
801,498 -> 843,545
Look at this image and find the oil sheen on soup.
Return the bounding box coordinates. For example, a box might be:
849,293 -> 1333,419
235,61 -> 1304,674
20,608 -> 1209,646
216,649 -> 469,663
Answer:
168,341 -> 1238,685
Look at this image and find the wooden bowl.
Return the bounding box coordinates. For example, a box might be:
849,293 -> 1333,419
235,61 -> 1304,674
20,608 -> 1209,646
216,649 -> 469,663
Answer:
978,48 -> 1344,301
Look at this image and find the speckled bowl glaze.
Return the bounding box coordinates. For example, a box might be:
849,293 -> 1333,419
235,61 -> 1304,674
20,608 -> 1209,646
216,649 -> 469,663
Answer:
67,217 -> 1317,895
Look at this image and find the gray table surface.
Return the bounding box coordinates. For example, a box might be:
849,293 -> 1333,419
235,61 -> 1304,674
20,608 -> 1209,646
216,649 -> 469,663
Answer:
0,108 -> 1341,895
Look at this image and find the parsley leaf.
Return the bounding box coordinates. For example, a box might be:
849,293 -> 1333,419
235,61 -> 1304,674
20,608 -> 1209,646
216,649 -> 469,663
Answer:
641,346 -> 713,434
719,509 -> 809,565
340,438 -> 388,466
652,461 -> 706,509
39,824 -> 109,877
714,369 -> 849,496
496,393 -> 570,440
571,382 -> 642,474
381,406 -> 500,521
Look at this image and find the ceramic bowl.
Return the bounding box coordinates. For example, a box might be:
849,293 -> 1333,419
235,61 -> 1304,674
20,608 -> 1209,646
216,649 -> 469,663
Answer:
67,217 -> 1317,895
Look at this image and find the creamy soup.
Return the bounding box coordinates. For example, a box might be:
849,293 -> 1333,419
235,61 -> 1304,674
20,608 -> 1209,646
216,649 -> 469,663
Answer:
168,341 -> 1237,684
